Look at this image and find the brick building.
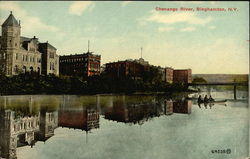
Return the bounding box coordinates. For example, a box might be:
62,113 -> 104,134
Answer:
173,69 -> 192,84
59,52 -> 100,77
105,59 -> 149,80
0,12 -> 59,76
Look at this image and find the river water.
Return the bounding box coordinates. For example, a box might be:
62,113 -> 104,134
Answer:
0,91 -> 248,159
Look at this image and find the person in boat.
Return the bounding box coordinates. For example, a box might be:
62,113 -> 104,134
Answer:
209,95 -> 214,102
198,95 -> 203,103
204,95 -> 208,103
204,102 -> 208,109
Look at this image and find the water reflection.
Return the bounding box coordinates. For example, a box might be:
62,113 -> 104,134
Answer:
104,99 -> 192,125
0,107 -> 58,159
58,106 -> 100,132
0,94 -> 238,159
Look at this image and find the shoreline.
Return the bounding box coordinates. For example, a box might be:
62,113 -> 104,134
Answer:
0,90 -> 198,97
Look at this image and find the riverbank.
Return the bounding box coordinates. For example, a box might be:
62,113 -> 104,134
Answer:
0,74 -> 192,96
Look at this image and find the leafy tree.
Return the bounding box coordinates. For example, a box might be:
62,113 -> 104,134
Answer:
192,77 -> 207,83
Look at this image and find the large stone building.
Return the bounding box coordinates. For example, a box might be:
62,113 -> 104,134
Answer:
59,52 -> 101,77
0,11 -> 59,76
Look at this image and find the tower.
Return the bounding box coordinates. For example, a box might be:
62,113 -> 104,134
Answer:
0,110 -> 17,159
0,11 -> 21,75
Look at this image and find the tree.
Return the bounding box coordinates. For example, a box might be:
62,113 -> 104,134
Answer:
192,77 -> 207,83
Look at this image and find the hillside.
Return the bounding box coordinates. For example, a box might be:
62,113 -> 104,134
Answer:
192,74 -> 248,83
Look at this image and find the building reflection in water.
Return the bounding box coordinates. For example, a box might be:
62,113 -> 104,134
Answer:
173,100 -> 192,114
0,95 -> 192,159
104,96 -> 192,125
58,107 -> 100,132
58,95 -> 100,132
0,107 -> 58,159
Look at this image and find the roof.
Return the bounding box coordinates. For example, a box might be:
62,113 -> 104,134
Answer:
2,12 -> 20,27
20,36 -> 31,43
39,42 -> 57,50
47,42 -> 57,50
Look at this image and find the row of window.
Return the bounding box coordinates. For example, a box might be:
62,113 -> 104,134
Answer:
13,120 -> 40,132
60,58 -> 86,63
90,64 -> 100,69
15,53 -> 41,63
60,58 -> 100,63
14,65 -> 41,73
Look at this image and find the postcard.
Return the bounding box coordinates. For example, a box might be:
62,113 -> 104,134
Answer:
0,1 -> 249,159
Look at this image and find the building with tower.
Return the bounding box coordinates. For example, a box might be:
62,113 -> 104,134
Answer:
0,11 -> 59,76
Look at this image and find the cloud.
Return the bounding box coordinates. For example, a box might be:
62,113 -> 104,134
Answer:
180,27 -> 196,32
158,27 -> 175,32
0,2 -> 65,44
145,12 -> 212,25
68,1 -> 94,16
121,1 -> 132,6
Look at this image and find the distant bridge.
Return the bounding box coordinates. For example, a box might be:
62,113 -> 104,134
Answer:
188,82 -> 248,86
187,82 -> 248,100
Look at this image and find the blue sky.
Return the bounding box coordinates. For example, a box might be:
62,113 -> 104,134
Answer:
0,1 -> 249,74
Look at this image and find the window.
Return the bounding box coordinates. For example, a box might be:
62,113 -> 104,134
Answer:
16,53 -> 18,60
50,62 -> 53,70
14,65 -> 18,73
49,52 -> 54,58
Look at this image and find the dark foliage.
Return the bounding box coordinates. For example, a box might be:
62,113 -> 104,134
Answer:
0,73 -> 189,95
192,77 -> 207,83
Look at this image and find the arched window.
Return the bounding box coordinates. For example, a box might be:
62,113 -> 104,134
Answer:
23,66 -> 26,73
37,67 -> 40,75
14,65 -> 18,73
30,66 -> 33,73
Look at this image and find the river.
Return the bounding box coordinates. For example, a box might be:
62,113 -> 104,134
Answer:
0,91 -> 248,159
